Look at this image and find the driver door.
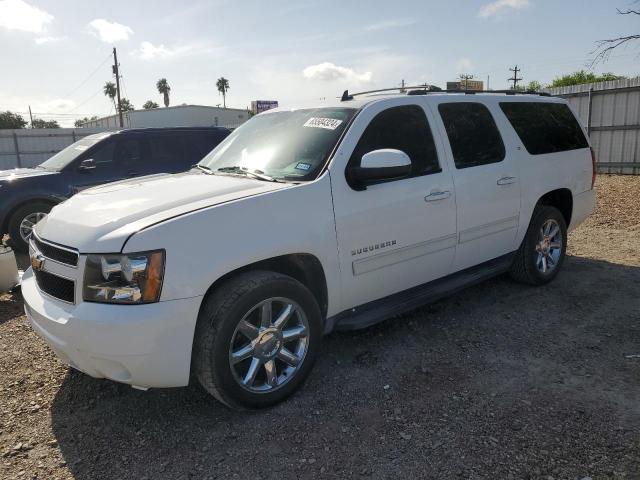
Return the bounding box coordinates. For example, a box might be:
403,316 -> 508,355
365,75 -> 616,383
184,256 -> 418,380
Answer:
329,101 -> 457,310
72,137 -> 144,192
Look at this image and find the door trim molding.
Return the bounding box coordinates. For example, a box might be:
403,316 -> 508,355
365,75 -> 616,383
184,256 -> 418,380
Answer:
458,215 -> 519,244
352,233 -> 457,276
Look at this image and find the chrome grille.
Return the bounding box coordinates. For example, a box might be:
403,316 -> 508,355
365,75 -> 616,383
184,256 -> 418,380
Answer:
32,235 -> 78,267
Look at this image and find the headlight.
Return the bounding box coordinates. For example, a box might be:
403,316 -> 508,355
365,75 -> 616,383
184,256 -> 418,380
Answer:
83,250 -> 165,304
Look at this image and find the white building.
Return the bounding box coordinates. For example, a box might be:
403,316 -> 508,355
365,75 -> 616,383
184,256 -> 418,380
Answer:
82,104 -> 249,129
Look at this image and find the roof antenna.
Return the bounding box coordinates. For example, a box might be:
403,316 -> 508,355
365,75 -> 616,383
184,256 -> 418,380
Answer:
341,90 -> 353,101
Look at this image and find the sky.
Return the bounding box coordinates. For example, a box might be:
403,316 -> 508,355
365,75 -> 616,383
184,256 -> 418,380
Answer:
1,0 -> 639,126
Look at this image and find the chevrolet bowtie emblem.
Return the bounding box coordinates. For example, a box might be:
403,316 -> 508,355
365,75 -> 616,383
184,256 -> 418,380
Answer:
30,251 -> 46,271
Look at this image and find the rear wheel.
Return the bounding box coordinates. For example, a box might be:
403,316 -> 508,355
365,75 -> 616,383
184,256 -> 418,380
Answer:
8,202 -> 53,253
509,205 -> 567,285
194,271 -> 322,409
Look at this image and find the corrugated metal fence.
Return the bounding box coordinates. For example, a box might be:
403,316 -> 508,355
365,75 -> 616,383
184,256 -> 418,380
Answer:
0,128 -> 110,169
546,77 -> 640,174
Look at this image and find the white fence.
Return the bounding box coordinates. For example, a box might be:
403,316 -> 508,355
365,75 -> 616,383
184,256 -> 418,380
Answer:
546,77 -> 640,175
0,128 -> 111,169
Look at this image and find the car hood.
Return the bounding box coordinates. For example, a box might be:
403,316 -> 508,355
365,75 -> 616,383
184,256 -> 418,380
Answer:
35,171 -> 289,252
0,168 -> 57,182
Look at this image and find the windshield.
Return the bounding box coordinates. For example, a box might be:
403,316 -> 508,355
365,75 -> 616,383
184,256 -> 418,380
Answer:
198,107 -> 357,181
39,135 -> 108,170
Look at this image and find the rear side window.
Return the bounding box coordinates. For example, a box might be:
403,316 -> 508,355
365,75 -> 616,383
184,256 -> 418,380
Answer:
147,135 -> 185,166
350,105 -> 440,177
438,102 -> 505,169
186,132 -> 227,163
500,102 -> 588,155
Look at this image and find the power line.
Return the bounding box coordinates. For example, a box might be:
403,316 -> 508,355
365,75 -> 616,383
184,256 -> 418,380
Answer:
61,51 -> 112,100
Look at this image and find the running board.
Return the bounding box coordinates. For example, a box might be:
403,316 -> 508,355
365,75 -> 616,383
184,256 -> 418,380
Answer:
325,253 -> 515,333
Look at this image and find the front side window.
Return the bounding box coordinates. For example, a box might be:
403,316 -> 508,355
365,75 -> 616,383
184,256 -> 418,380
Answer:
199,108 -> 356,181
499,102 -> 588,155
348,105 -> 440,178
438,102 -> 506,169
39,134 -> 112,170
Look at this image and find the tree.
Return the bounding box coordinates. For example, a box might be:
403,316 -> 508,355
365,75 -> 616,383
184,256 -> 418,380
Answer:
216,77 -> 230,108
32,118 -> 60,128
103,81 -> 117,111
0,111 -> 27,129
550,70 -> 625,88
143,100 -> 159,109
74,116 -> 98,127
513,80 -> 544,92
119,98 -> 135,112
156,78 -> 171,107
593,7 -> 640,64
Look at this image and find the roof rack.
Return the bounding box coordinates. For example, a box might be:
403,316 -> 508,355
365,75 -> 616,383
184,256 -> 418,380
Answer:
340,86 -> 551,101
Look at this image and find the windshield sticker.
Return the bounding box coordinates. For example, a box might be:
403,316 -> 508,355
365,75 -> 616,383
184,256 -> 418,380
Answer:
295,162 -> 311,171
74,145 -> 89,151
303,117 -> 343,130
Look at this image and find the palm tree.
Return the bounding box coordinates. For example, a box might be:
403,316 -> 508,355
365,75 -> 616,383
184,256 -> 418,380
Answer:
143,100 -> 159,109
103,81 -> 117,111
119,98 -> 134,112
156,78 -> 171,107
216,77 -> 230,108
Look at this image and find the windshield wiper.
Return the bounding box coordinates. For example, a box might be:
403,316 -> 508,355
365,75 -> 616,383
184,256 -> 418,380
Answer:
216,166 -> 282,182
194,164 -> 215,175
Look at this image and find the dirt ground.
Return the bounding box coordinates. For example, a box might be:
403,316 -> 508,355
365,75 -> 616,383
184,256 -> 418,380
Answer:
1,175 -> 639,480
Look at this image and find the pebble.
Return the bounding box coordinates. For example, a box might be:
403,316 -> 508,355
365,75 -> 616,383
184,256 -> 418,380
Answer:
400,432 -> 412,440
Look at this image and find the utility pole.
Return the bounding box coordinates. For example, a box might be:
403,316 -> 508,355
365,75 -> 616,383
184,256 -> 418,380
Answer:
112,47 -> 124,128
459,74 -> 474,90
508,65 -> 522,90
28,106 -> 34,128
487,75 -> 490,91
400,79 -> 406,93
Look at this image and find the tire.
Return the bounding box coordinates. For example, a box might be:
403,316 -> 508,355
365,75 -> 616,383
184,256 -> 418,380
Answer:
7,202 -> 53,253
509,205 -> 567,285
193,270 -> 322,410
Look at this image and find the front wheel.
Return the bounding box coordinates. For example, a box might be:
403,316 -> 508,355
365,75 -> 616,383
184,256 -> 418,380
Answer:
8,202 -> 53,253
509,205 -> 567,285
193,271 -> 322,409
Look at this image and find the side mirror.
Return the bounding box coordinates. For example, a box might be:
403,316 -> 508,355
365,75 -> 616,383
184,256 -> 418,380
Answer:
349,149 -> 412,188
77,159 -> 96,172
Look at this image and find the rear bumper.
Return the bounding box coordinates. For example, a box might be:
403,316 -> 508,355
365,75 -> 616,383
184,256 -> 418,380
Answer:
569,189 -> 596,232
22,268 -> 203,388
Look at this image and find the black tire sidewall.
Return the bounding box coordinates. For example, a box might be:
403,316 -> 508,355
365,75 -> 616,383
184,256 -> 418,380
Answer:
8,202 -> 53,253
523,206 -> 567,284
205,274 -> 322,409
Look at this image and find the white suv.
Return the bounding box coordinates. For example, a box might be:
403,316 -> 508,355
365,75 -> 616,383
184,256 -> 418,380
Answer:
22,89 -> 596,409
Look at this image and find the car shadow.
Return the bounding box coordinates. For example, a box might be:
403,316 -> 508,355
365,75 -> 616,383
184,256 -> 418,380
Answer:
49,254 -> 640,479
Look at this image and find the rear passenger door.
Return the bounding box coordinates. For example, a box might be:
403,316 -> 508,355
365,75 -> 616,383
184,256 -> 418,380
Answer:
435,101 -> 521,271
145,134 -> 187,175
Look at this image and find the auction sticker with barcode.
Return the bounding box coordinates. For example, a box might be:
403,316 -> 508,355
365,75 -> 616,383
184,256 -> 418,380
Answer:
303,117 -> 343,130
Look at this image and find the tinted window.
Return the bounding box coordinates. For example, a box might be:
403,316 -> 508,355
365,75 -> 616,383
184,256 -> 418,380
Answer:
114,139 -> 143,168
148,135 -> 185,166
186,132 -> 227,163
438,102 -> 505,169
90,140 -> 116,166
349,105 -> 440,178
500,102 -> 588,155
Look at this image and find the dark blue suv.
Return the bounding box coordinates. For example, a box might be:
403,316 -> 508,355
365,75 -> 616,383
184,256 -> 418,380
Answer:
0,127 -> 230,252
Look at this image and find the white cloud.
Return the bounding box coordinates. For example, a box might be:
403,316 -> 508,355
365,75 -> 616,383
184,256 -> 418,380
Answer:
88,18 -> 133,43
456,57 -> 474,72
303,62 -> 372,83
35,35 -> 66,45
0,0 -> 53,33
364,19 -> 416,32
478,0 -> 530,18
131,41 -> 222,60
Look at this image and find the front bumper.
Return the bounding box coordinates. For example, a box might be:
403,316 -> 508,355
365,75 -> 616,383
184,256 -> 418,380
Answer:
22,268 -> 203,388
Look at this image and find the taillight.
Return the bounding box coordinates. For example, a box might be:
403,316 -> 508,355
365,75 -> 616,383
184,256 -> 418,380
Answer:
590,147 -> 597,189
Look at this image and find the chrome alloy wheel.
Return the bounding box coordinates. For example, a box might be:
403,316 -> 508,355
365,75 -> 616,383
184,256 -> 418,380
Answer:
229,297 -> 309,393
19,212 -> 47,243
535,218 -> 563,274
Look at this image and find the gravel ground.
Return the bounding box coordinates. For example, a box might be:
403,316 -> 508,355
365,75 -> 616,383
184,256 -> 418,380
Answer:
1,175 -> 639,480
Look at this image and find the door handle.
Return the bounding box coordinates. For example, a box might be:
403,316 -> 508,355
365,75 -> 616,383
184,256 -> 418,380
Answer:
497,176 -> 517,186
424,190 -> 451,202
